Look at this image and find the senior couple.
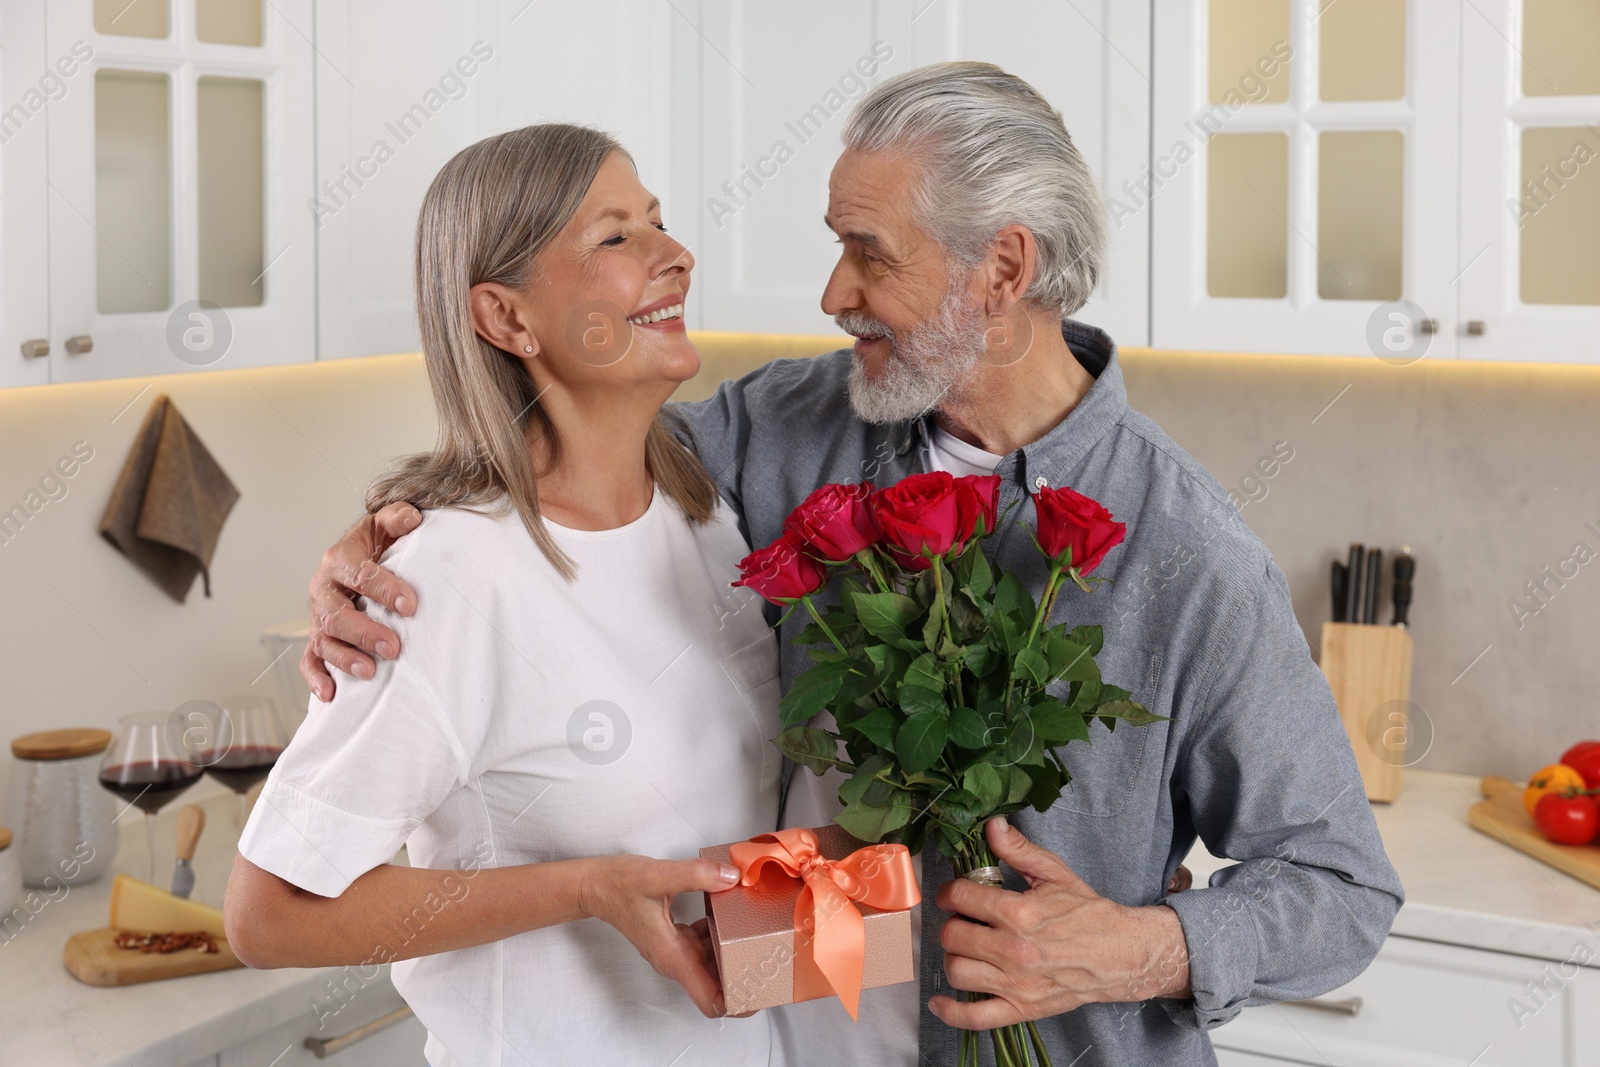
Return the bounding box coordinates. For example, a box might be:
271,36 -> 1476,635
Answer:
224,62 -> 1403,1066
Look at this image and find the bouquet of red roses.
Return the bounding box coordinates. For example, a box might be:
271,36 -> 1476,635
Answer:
732,471 -> 1165,1067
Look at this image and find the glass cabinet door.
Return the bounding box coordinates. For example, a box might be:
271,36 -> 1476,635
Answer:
1458,0 -> 1600,363
45,0 -> 313,383
1152,0 -> 1462,359
0,0 -> 53,388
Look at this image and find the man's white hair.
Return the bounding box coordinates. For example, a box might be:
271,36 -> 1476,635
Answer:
842,61 -> 1108,317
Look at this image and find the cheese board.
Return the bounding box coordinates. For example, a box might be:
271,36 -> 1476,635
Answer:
1467,775 -> 1600,892
64,927 -> 242,986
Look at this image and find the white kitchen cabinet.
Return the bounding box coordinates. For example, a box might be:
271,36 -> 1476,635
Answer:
0,0 -> 53,388
40,0 -> 316,383
683,0 -> 1152,346
216,989 -> 426,1067
1211,933 -> 1596,1067
1152,0 -> 1600,363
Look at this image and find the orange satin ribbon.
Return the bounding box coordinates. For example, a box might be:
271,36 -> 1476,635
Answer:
729,827 -> 921,1020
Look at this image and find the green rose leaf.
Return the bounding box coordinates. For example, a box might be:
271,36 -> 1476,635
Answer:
1013,645 -> 1049,685
846,706 -> 903,750
1030,698 -> 1091,743
854,591 -> 921,649
1025,760 -> 1064,812
896,710 -> 948,773
962,545 -> 994,600
904,652 -> 944,693
962,762 -> 1004,810
1096,698 -> 1170,726
836,796 -> 913,841
773,726 -> 839,776
1045,634 -> 1097,682
897,683 -> 947,719
921,596 -> 947,651
1004,765 -> 1034,805
778,658 -> 851,728
1068,624 -> 1104,657
947,705 -> 991,749
838,755 -> 886,807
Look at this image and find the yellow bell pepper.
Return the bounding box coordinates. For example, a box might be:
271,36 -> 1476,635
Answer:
1525,763 -> 1587,816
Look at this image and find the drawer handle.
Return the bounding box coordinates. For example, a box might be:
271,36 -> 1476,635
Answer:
1284,995 -> 1362,1016
303,1005 -> 414,1058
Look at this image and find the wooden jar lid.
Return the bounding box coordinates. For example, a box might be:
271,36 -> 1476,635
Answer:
11,728 -> 113,761
0,827 -> 11,851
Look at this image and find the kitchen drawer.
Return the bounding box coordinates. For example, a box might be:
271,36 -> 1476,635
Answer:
1211,934 -> 1582,1067
217,981 -> 425,1067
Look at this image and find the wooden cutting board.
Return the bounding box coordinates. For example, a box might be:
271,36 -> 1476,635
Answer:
1467,775 -> 1600,892
64,928 -> 243,986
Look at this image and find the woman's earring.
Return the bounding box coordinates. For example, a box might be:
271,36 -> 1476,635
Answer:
523,344 -> 533,353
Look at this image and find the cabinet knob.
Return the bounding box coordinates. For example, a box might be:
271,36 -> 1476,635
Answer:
20,338 -> 48,360
1465,320 -> 1486,337
1417,318 -> 1439,335
64,334 -> 94,355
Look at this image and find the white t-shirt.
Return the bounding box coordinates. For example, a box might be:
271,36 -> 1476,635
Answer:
771,425 -> 1003,1067
240,489 -> 785,1067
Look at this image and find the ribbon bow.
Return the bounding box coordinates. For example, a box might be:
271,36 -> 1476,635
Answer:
729,827 -> 920,1020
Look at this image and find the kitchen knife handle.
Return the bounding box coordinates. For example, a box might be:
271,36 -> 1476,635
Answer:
176,804 -> 205,862
1346,544 -> 1365,625
1331,561 -> 1348,623
1364,547 -> 1382,624
1392,548 -> 1415,627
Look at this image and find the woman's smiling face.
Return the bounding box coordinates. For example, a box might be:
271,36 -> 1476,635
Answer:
521,150 -> 698,389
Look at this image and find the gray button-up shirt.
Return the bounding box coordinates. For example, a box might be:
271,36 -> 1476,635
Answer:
672,320 -> 1404,1066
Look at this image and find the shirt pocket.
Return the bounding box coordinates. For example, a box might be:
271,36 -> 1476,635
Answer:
1051,647 -> 1165,819
718,633 -> 783,794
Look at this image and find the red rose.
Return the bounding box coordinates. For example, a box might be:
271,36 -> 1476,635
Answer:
1033,486 -> 1125,575
953,474 -> 1002,545
785,482 -> 880,561
870,472 -> 962,570
732,530 -> 827,604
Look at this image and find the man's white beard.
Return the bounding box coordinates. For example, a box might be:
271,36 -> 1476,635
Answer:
838,281 -> 989,425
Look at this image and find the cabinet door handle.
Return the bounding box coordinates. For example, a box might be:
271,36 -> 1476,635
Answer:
1283,995 -> 1362,1016
1465,320 -> 1486,336
20,338 -> 48,359
65,334 -> 93,355
303,1005 -> 414,1058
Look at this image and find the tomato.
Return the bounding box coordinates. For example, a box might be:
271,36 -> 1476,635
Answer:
1525,763 -> 1588,816
1534,791 -> 1599,845
1561,741 -> 1600,791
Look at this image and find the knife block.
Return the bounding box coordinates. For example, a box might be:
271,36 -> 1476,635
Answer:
1318,622 -> 1414,803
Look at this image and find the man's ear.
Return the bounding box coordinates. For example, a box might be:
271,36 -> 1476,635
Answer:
468,281 -> 539,358
983,223 -> 1039,316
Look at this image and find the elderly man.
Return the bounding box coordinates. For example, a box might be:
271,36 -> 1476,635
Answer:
301,62 -> 1402,1066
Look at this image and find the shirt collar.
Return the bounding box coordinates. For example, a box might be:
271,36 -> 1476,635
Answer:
894,317 -> 1128,484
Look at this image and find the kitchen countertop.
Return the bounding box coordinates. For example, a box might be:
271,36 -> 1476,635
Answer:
1183,767 -> 1600,965
0,781 -> 407,1067
8,768 -> 1596,1064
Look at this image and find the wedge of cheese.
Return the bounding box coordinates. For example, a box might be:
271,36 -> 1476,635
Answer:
108,874 -> 227,938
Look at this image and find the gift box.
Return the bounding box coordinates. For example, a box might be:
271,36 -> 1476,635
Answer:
700,825 -> 919,1018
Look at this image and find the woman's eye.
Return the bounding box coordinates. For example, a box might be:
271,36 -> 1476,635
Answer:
656,223 -> 669,234
601,234 -> 626,247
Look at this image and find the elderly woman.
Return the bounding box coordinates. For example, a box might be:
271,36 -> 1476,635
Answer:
224,124 -> 785,1067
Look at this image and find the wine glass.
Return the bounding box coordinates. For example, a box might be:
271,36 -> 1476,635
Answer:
193,695 -> 287,828
98,713 -> 203,883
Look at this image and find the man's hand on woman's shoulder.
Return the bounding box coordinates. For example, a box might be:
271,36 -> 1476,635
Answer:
301,501 -> 424,702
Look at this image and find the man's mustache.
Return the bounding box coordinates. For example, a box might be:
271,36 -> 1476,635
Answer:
834,311 -> 894,342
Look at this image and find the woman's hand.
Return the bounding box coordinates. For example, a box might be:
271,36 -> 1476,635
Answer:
579,855 -> 741,1018
301,502 -> 423,701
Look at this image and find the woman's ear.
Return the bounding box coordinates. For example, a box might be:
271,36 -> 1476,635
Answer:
468,282 -> 540,358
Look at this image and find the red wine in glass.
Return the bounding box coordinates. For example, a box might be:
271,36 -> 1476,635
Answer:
98,713 -> 201,883
99,761 -> 205,814
202,745 -> 284,795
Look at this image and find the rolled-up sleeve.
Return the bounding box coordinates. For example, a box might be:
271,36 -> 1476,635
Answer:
1157,553 -> 1405,1030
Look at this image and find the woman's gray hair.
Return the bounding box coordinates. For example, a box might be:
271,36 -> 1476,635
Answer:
841,61 -> 1107,317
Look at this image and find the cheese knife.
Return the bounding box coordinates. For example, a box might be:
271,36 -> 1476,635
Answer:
171,804 -> 205,899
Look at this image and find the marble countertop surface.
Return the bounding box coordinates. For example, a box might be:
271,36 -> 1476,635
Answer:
1182,767 -> 1600,964
0,781 -> 404,1067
